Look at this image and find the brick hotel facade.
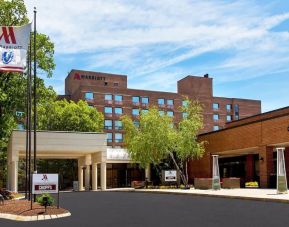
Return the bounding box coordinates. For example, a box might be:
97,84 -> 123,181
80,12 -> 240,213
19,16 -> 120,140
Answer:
62,69 -> 261,188
64,69 -> 261,147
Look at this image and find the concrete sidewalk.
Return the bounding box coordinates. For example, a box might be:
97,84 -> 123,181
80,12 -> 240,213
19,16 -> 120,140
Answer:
110,188 -> 289,203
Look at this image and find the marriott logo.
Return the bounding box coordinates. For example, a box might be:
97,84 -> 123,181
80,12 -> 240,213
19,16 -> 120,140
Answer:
0,27 -> 16,44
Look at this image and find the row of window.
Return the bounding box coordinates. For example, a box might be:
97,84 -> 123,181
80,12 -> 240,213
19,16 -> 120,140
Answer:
213,114 -> 234,122
107,132 -> 123,143
85,92 -> 179,106
104,120 -> 123,130
104,107 -> 175,117
213,103 -> 239,112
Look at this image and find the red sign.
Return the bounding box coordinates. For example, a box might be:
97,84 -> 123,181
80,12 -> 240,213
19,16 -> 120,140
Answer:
34,185 -> 57,191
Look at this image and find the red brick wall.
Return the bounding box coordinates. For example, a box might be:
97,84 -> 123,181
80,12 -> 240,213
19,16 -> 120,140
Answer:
189,110 -> 289,187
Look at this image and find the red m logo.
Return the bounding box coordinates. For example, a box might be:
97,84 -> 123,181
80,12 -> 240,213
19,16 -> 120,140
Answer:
42,174 -> 48,181
0,27 -> 16,44
74,73 -> 81,80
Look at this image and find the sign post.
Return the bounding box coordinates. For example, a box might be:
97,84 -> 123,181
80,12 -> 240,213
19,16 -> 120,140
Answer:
164,170 -> 177,182
277,147 -> 287,194
212,155 -> 221,190
32,174 -> 59,209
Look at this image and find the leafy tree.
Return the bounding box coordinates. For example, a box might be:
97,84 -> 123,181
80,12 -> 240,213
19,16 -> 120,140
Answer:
121,99 -> 205,187
0,0 -> 56,187
37,99 -> 104,132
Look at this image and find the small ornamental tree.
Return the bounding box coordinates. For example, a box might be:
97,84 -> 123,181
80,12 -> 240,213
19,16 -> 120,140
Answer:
122,98 -> 205,187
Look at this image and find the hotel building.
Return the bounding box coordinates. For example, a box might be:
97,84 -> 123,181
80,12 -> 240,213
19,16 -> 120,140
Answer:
59,69 -> 260,188
64,69 -> 261,145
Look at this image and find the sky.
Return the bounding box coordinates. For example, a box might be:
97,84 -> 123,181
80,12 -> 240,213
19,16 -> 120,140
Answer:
23,0 -> 289,113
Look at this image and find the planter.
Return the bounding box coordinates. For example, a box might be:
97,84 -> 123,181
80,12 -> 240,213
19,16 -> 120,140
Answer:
245,186 -> 258,189
194,178 -> 212,190
222,178 -> 240,189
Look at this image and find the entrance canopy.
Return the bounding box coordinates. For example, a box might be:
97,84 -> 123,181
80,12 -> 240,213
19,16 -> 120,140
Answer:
7,130 -> 107,192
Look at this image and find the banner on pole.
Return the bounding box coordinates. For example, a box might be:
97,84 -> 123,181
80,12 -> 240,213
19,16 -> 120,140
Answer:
0,23 -> 31,73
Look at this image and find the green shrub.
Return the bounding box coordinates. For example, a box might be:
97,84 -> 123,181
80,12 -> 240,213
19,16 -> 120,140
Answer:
36,193 -> 54,206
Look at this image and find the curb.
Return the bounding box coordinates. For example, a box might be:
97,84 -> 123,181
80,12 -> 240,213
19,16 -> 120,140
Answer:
109,189 -> 289,204
0,211 -> 71,222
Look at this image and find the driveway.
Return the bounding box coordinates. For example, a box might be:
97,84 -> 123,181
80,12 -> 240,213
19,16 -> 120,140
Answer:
1,191 -> 289,226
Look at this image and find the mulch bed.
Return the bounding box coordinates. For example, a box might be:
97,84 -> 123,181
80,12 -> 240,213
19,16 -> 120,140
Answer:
0,200 -> 69,216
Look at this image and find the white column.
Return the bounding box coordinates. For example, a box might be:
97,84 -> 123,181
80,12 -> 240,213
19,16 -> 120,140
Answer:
145,165 -> 151,182
92,163 -> 98,191
8,161 -> 18,192
85,165 -> 90,191
101,162 -> 106,191
78,166 -> 84,191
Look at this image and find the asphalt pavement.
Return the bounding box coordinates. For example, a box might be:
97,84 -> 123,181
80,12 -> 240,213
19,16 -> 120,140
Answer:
1,191 -> 289,227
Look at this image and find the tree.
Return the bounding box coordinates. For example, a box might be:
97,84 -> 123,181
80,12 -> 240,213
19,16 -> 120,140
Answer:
0,0 -> 56,187
37,99 -> 104,132
121,99 -> 205,187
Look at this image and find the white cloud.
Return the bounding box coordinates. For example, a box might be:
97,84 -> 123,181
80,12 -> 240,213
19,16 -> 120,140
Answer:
23,0 -> 289,111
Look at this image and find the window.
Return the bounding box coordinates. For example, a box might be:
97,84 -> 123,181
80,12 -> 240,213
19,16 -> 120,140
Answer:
182,112 -> 188,118
115,120 -> 123,130
158,98 -> 165,105
141,109 -> 149,115
105,94 -> 112,101
115,133 -> 123,143
114,107 -> 123,115
107,133 -> 113,142
133,120 -> 140,127
226,104 -> 232,111
213,103 -> 219,110
213,125 -> 219,131
167,99 -> 174,106
132,109 -> 139,116
88,105 -> 94,108
234,104 -> 239,119
114,83 -> 119,87
159,110 -> 164,116
213,114 -> 219,121
115,95 -> 123,102
226,115 -> 232,122
17,123 -> 25,130
167,111 -> 174,117
132,96 -> 140,104
141,97 -> 149,104
104,107 -> 112,114
85,92 -> 93,100
104,120 -> 112,129
104,82 -> 108,86
182,100 -> 189,107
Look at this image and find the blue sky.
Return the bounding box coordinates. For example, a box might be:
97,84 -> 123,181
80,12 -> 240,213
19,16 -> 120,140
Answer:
24,0 -> 289,112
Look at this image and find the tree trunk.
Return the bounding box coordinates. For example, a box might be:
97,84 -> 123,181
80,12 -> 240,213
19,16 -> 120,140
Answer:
185,159 -> 188,184
169,152 -> 188,186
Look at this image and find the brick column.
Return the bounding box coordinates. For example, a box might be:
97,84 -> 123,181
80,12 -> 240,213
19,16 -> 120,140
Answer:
258,146 -> 274,188
245,154 -> 254,182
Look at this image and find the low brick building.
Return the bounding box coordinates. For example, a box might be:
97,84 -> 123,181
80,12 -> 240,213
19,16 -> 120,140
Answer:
189,106 -> 289,188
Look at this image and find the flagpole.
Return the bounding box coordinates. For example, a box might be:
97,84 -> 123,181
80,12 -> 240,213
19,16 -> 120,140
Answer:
33,7 -> 37,203
25,47 -> 30,200
28,34 -> 32,202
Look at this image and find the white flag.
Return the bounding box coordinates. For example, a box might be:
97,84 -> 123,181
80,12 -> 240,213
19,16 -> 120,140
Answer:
0,23 -> 31,73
